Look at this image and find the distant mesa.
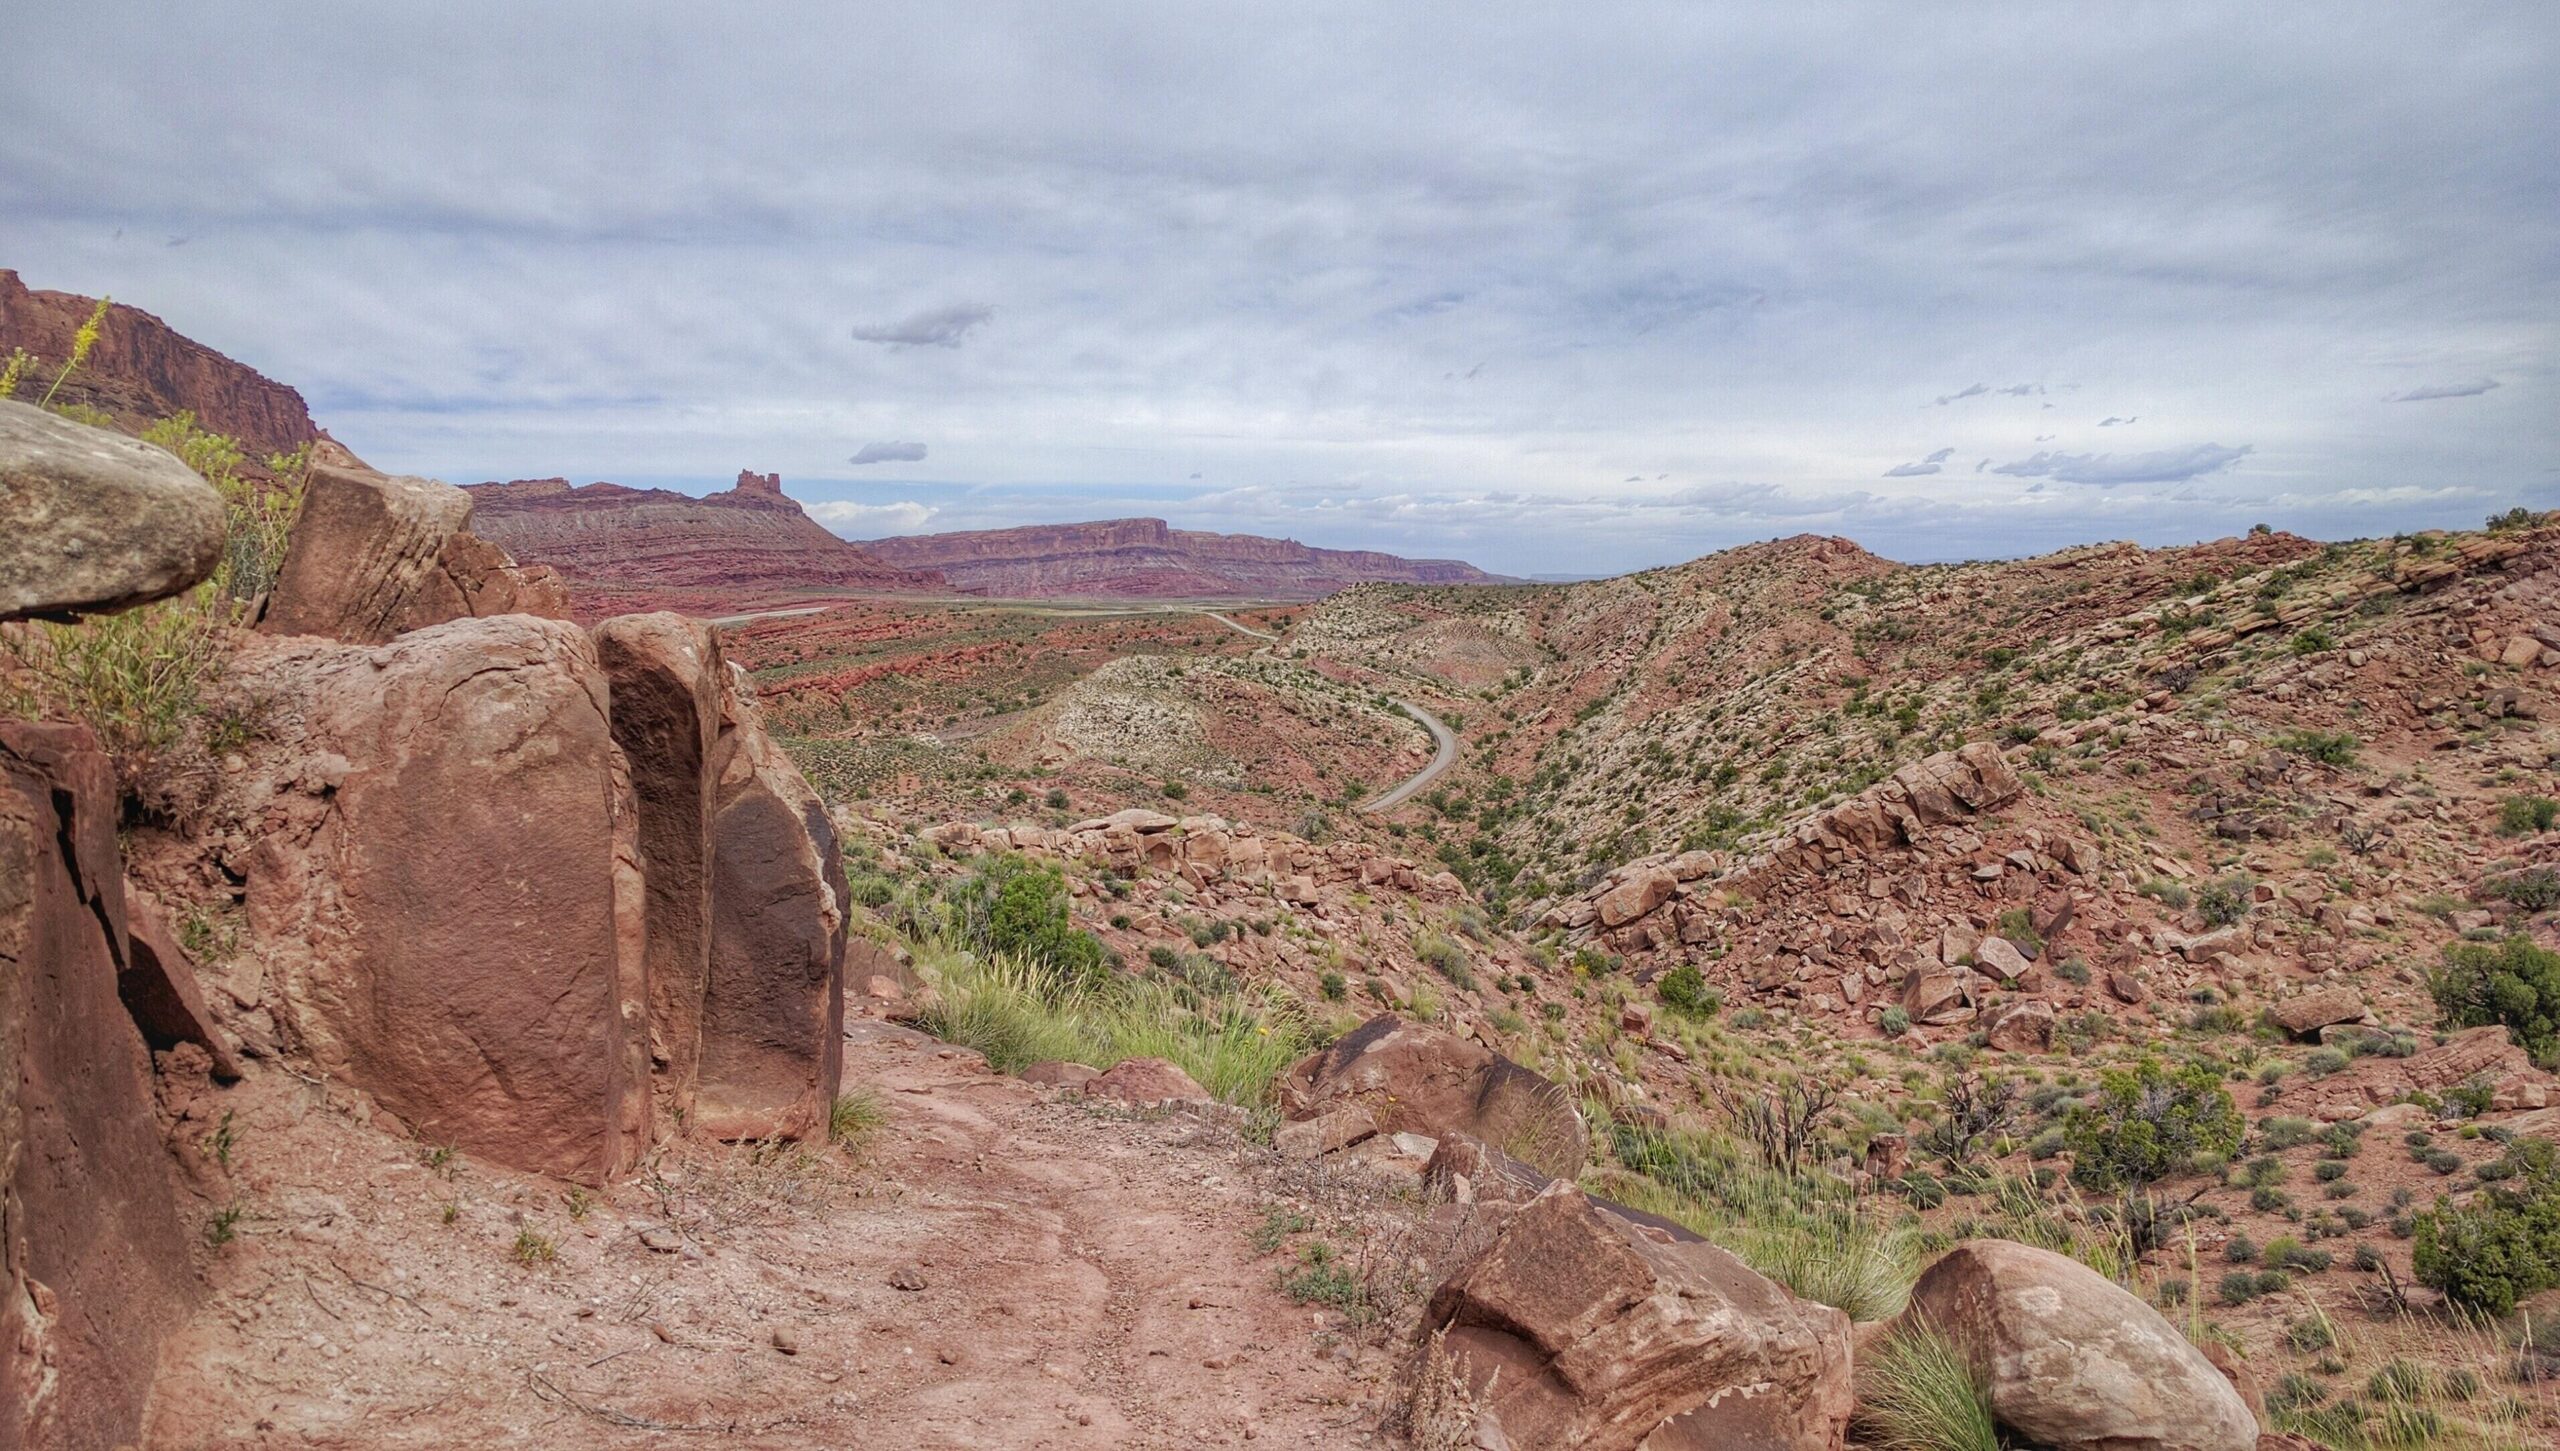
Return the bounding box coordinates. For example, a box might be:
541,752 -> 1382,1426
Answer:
462,470 -> 947,618
857,517 -> 1512,599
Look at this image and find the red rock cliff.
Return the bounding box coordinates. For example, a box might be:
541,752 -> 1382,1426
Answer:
463,470 -> 946,614
857,517 -> 1507,599
0,269 -> 321,458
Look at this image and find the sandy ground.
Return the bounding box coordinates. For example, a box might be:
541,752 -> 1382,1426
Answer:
145,1022 -> 1394,1449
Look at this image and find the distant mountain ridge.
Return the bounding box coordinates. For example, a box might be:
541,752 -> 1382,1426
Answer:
463,471 -> 946,617
857,516 -> 1511,599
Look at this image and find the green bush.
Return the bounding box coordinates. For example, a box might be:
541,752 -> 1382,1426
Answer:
2276,729 -> 2358,768
1657,963 -> 1722,1019
2196,873 -> 2254,927
2498,794 -> 2559,836
2412,1138 -> 2560,1315
2429,935 -> 2560,1064
2491,868 -> 2560,913
2062,1058 -> 2245,1189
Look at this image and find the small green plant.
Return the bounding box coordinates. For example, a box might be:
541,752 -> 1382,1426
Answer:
564,1187 -> 594,1220
1881,1006 -> 1911,1037
1657,963 -> 1721,1019
2276,729 -> 2359,768
1278,1240 -> 1369,1322
1250,1205 -> 1312,1254
205,1203 -> 246,1249
829,1087 -> 886,1151
2195,873 -> 2253,927
1853,1327 -> 1999,1451
203,1109 -> 239,1172
511,1227 -> 558,1267
1319,970 -> 1347,1001
2498,794 -> 2559,836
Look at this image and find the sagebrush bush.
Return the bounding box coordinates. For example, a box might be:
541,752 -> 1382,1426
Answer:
2498,794 -> 2558,836
2429,935 -> 2560,1065
1656,963 -> 1721,1018
2412,1139 -> 2560,1314
2062,1058 -> 2243,1188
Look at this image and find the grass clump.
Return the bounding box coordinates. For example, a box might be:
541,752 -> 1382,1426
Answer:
828,1086 -> 886,1153
914,942 -> 1311,1105
1853,1326 -> 1999,1451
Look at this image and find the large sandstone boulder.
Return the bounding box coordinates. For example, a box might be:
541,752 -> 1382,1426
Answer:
593,613 -> 724,1129
1598,866 -> 1678,928
2,723 -> 197,1451
230,616 -> 648,1182
1277,1014 -> 1587,1177
0,396 -> 223,620
2267,986 -> 2364,1038
1424,1182 -> 1853,1451
695,666 -> 846,1141
1902,1239 -> 2256,1451
261,463 -> 566,643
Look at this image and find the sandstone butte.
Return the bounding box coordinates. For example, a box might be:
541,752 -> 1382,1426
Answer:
462,470 -> 948,617
854,516 -> 1512,599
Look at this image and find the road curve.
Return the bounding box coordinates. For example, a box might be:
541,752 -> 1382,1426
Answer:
1362,699 -> 1457,813
1194,610 -> 1456,813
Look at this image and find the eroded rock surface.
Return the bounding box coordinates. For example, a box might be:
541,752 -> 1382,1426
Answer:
1277,1014 -> 1586,1177
261,463 -> 565,643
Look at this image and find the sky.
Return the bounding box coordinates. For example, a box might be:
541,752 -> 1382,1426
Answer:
3,4 -> 2553,576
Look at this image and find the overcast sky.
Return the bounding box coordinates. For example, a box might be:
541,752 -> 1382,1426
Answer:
4,4 -> 2552,574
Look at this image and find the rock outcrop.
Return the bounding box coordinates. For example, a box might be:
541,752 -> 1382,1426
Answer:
262,463 -> 568,643
461,472 -> 945,618
2,723 -> 199,1451
1903,1239 -> 2257,1451
855,516 -> 1507,599
0,269 -> 321,458
1423,1182 -> 1854,1451
593,613 -> 725,1130
0,397 -> 225,619
229,616 -> 649,1182
695,666 -> 849,1140
1276,1014 -> 1587,1178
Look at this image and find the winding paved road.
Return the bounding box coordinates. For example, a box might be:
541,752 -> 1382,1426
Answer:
1195,611 -> 1456,811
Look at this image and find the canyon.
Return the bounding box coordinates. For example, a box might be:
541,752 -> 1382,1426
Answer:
855,517 -> 1509,600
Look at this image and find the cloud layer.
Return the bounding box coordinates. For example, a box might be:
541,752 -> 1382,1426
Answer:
1,4 -> 2550,574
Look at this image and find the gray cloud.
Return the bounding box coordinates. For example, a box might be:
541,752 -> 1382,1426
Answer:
0,5 -> 2547,574
850,304 -> 994,349
1923,446 -> 1955,463
849,440 -> 928,464
2392,378 -> 2501,402
1992,443 -> 2252,486
1883,461 -> 1941,477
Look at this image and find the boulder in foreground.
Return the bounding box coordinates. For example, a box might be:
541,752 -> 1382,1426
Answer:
1277,1014 -> 1588,1177
1423,1181 -> 1853,1451
1902,1238 -> 2256,1451
0,396 -> 223,620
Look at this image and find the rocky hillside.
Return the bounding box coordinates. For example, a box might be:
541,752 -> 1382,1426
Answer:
0,269 -> 320,459
857,516 -> 1508,599
463,470 -> 947,619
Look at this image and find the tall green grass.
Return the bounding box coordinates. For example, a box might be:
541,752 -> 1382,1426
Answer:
1855,1327 -> 2000,1451
1587,1115 -> 1921,1321
913,940 -> 1313,1105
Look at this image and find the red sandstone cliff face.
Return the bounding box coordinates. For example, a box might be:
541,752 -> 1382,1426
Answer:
0,269 -> 321,459
463,471 -> 946,616
857,517 -> 1508,599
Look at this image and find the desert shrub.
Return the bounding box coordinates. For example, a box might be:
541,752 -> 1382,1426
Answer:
2289,625 -> 2335,656
2498,794 -> 2559,836
2489,868 -> 2560,913
1415,930 -> 1474,990
2428,935 -> 2560,1064
2277,729 -> 2358,767
2138,878 -> 2193,910
2410,1137 -> 2560,1315
944,855 -> 1110,988
1319,971 -> 1347,1001
1881,1006 -> 1911,1037
1656,963 -> 1721,1019
2196,873 -> 2254,927
1853,1327 -> 1999,1451
2062,1058 -> 2244,1188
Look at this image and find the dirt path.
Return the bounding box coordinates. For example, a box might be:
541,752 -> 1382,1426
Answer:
147,1023 -> 1392,1449
1201,611 -> 1275,641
